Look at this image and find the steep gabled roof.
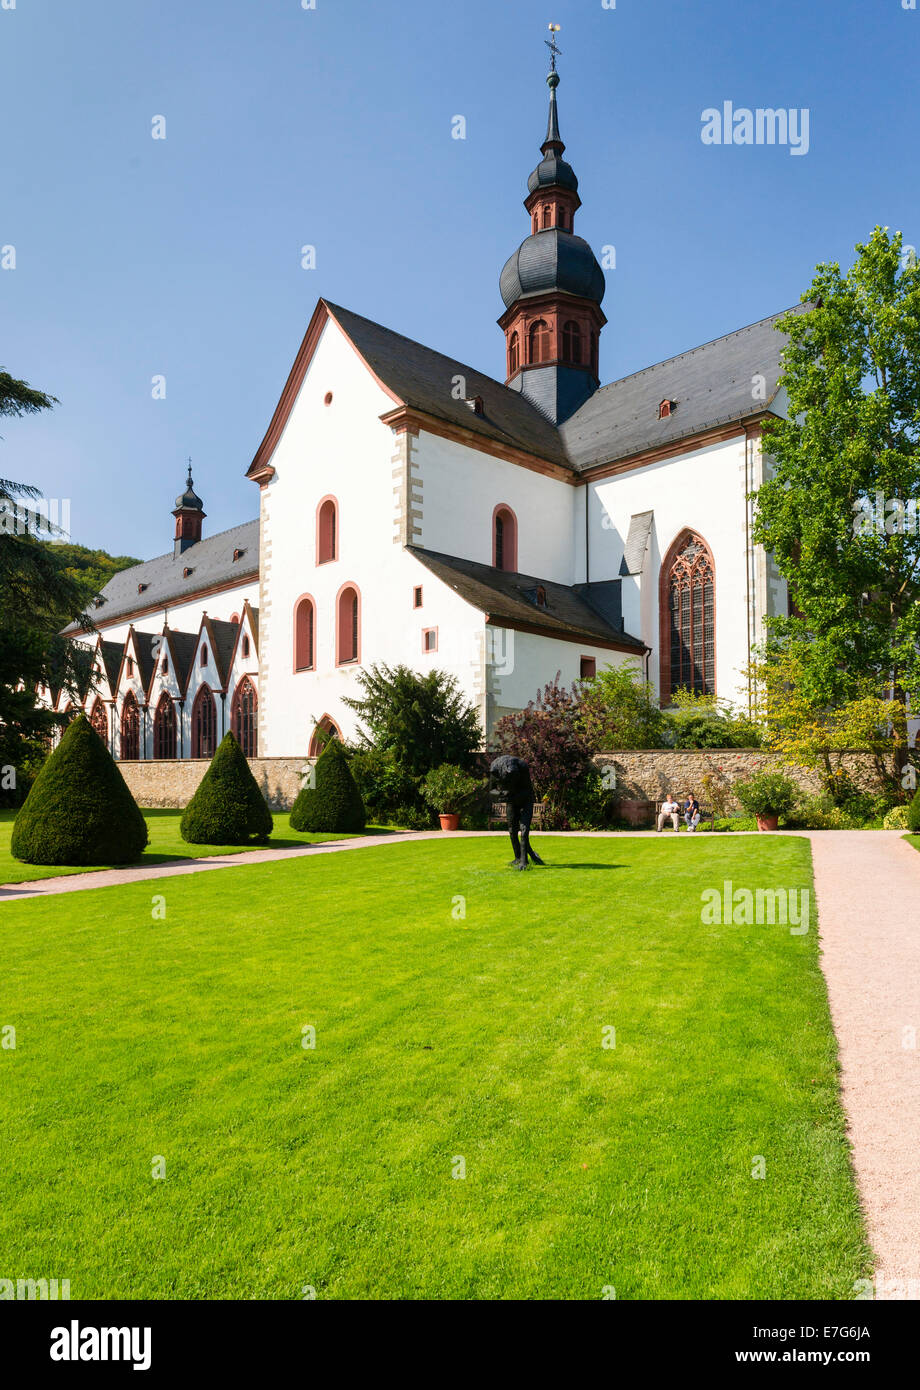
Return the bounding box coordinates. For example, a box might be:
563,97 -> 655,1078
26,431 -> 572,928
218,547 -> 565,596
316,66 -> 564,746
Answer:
65,520 -> 259,633
325,302 -> 572,467
560,307 -> 798,472
201,616 -> 240,690
131,630 -> 158,692
162,629 -> 199,696
98,639 -> 123,694
407,546 -> 646,652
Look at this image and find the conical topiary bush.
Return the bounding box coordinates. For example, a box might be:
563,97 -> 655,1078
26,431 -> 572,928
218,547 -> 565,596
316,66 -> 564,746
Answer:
11,713 -> 148,865
908,785 -> 920,833
180,731 -> 273,845
290,738 -> 366,833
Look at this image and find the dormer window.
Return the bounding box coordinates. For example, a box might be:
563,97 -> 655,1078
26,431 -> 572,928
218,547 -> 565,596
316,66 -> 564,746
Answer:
464,395 -> 484,416
659,399 -> 676,420
183,566 -> 194,578
233,548 -> 244,562
535,585 -> 547,607
138,582 -> 148,594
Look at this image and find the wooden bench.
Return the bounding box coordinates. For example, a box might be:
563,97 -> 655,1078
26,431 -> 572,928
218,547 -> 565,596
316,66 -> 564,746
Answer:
654,799 -> 715,832
488,801 -> 548,831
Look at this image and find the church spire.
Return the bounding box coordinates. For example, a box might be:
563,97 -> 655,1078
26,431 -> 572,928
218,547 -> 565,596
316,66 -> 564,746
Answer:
172,457 -> 205,557
497,27 -> 606,424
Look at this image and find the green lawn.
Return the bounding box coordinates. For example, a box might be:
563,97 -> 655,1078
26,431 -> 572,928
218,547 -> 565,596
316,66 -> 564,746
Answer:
0,835 -> 869,1299
904,834 -> 920,852
0,808 -> 368,885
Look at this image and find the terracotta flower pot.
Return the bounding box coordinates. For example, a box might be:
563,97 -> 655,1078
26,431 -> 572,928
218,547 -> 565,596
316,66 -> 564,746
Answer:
439,813 -> 460,832
756,814 -> 779,832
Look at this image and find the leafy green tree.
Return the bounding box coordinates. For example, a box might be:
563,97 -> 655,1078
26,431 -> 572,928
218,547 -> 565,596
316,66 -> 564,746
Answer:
11,713 -> 148,865
577,662 -> 666,749
53,541 -> 140,609
291,738 -> 366,833
0,371 -> 96,799
343,663 -> 481,777
180,732 -> 273,845
752,228 -> 920,771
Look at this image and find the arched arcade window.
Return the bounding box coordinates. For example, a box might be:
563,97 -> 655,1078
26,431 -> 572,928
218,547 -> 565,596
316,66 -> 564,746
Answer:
317,497 -> 338,564
492,505 -> 518,572
294,595 -> 315,672
232,677 -> 258,757
308,714 -> 342,758
89,698 -> 108,746
120,692 -> 139,761
153,693 -> 178,759
192,685 -> 217,759
336,585 -> 360,665
508,331 -> 519,375
660,531 -> 715,701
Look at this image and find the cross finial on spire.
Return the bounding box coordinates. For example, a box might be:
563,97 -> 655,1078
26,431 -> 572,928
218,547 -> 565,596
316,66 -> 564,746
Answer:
186,456 -> 193,487
545,23 -> 562,73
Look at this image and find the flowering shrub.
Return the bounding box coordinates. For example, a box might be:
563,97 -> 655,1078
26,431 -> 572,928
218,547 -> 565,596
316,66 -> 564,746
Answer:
491,677 -> 596,828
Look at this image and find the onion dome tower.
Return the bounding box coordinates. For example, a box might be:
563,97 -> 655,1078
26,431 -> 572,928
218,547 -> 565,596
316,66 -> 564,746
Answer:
498,32 -> 606,423
172,460 -> 205,557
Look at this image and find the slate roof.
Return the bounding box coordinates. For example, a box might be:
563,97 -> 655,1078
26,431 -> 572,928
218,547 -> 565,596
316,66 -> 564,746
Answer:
559,308 -> 798,472
326,299 -> 794,473
95,640 -> 124,694
66,520 -> 259,632
325,302 -> 571,468
131,630 -> 158,691
621,511 -> 654,576
163,630 -> 199,695
407,546 -> 646,651
203,616 -> 241,689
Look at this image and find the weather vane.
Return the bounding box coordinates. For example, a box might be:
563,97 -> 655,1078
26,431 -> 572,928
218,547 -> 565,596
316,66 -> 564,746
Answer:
545,23 -> 562,72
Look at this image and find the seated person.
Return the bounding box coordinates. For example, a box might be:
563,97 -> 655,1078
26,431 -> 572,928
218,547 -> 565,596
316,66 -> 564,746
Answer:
683,792 -> 701,832
657,793 -> 680,832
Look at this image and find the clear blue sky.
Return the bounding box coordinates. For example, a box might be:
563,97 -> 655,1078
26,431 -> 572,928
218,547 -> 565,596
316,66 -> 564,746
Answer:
2,0 -> 917,560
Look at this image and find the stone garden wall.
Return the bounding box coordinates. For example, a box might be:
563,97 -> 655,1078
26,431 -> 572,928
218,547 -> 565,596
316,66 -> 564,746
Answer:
593,749 -> 887,812
121,749 -> 887,814
119,757 -> 308,810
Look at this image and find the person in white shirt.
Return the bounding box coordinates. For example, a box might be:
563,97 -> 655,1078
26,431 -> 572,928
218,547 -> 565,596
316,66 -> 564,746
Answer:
656,793 -> 680,832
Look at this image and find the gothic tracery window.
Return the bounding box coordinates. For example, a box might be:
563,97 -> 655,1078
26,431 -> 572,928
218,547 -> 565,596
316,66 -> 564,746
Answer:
662,532 -> 715,700
232,676 -> 258,757
120,691 -> 140,761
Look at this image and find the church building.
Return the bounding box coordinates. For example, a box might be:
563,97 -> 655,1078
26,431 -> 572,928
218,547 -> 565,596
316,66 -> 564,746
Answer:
55,55 -> 791,764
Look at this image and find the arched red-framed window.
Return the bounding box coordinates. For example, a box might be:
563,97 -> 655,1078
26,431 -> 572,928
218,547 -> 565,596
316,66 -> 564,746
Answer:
508,331 -> 519,375
659,530 -> 716,702
200,643 -> 208,667
120,691 -> 140,761
153,692 -> 178,759
562,320 -> 582,365
590,330 -> 598,374
191,685 -> 217,759
317,496 -> 338,564
242,634 -> 250,659
89,698 -> 108,745
336,584 -> 360,665
528,320 -> 550,364
231,676 -> 258,757
492,504 -> 518,572
308,714 -> 342,758
294,594 -> 315,672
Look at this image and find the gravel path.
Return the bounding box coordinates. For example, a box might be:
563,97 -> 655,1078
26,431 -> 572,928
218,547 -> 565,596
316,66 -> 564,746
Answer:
807,831 -> 920,1296
4,825 -> 919,1292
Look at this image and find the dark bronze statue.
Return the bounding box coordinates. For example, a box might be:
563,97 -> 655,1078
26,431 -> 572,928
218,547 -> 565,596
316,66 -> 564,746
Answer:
489,754 -> 545,870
